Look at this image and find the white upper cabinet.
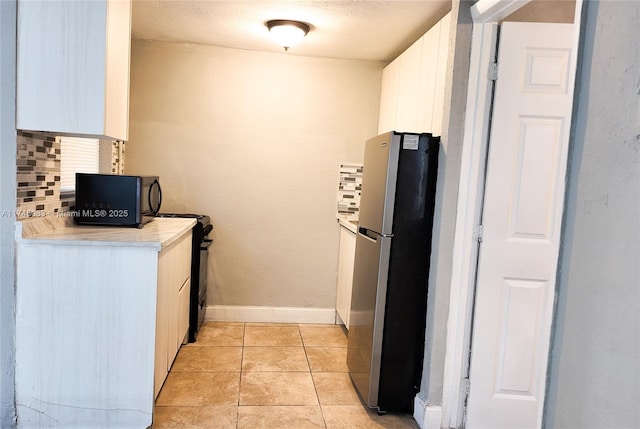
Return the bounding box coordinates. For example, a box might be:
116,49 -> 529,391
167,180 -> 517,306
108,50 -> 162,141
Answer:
378,58 -> 401,135
17,0 -> 132,141
378,12 -> 451,136
417,22 -> 441,135
395,37 -> 424,132
430,13 -> 450,137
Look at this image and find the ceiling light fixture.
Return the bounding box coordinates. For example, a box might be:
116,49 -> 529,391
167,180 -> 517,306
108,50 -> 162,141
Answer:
266,20 -> 310,51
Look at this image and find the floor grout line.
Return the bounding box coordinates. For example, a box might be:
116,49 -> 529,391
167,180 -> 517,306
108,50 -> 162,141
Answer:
156,322 -> 410,429
235,322 -> 245,429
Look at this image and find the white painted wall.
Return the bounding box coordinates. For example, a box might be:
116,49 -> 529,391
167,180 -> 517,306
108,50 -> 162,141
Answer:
0,0 -> 17,426
126,40 -> 383,309
545,1 -> 640,427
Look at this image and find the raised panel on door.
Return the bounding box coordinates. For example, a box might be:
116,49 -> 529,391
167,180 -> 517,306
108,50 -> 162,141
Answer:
466,22 -> 576,429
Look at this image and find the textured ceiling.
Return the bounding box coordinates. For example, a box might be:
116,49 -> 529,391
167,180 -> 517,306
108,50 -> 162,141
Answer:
132,1 -> 451,62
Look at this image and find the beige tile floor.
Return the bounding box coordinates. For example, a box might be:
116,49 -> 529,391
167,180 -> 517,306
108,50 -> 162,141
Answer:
154,322 -> 420,429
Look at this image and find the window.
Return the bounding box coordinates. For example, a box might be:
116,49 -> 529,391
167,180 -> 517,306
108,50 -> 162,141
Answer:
59,137 -> 100,193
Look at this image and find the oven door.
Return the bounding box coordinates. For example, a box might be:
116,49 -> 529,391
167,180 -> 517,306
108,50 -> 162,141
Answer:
200,239 -> 212,298
196,238 -> 212,334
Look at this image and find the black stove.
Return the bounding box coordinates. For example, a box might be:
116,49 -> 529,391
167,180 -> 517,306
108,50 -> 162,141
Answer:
156,212 -> 212,342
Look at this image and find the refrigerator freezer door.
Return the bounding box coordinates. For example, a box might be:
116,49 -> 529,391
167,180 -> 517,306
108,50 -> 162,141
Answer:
357,132 -> 401,235
347,230 -> 392,408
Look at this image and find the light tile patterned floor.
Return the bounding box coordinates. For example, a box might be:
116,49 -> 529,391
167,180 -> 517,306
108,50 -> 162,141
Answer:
154,322 -> 420,429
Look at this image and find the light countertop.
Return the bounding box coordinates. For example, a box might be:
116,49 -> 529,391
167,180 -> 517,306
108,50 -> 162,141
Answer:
16,217 -> 196,251
338,217 -> 358,234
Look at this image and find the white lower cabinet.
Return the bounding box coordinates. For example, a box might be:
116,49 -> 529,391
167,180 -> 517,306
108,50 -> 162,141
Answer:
15,220 -> 193,429
155,231 -> 192,397
336,223 -> 357,329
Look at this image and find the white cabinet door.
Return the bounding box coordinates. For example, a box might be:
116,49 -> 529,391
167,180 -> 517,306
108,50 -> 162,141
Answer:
377,12 -> 450,136
17,0 -> 131,140
417,23 -> 440,134
336,225 -> 356,329
396,37 -> 424,132
154,246 -> 171,398
166,233 -> 191,369
155,231 -> 192,397
378,59 -> 401,134
178,278 -> 191,347
429,12 -> 450,136
16,244 -> 158,428
104,0 -> 132,140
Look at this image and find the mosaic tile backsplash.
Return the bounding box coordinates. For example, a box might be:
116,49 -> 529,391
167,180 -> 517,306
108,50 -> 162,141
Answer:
16,131 -> 125,218
337,162 -> 363,220
112,141 -> 126,174
16,131 -> 64,216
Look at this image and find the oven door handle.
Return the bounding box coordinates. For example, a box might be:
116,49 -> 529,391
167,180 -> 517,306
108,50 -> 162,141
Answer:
202,224 -> 213,236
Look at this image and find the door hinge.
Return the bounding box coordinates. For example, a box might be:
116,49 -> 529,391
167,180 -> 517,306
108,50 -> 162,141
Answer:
474,224 -> 484,243
464,377 -> 471,396
488,62 -> 499,81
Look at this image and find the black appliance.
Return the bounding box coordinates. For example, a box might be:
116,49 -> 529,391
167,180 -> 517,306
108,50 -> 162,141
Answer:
156,213 -> 212,342
74,173 -> 162,227
347,131 -> 440,413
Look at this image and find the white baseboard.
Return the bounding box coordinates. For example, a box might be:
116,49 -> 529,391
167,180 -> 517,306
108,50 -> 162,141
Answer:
206,305 -> 337,324
414,395 -> 442,429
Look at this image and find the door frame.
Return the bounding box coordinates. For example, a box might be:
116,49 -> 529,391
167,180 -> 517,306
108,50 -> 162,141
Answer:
440,1 -> 584,427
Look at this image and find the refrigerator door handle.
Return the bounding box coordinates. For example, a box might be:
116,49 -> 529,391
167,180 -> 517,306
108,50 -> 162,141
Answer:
358,228 -> 377,243
359,226 -> 393,241
358,227 -> 377,242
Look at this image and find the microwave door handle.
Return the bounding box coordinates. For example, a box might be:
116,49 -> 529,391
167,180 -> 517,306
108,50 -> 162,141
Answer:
156,180 -> 162,214
149,179 -> 162,215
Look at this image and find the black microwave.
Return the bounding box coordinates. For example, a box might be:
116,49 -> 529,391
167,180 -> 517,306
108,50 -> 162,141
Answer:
74,173 -> 162,227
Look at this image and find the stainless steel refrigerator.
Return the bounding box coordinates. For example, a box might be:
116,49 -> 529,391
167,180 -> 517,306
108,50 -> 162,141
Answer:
347,131 -> 439,413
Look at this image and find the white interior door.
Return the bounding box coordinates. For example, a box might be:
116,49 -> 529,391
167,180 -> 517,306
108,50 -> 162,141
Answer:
466,22 -> 576,429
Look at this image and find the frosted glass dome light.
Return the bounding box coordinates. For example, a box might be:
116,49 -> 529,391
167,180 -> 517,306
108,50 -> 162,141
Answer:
266,20 -> 310,51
